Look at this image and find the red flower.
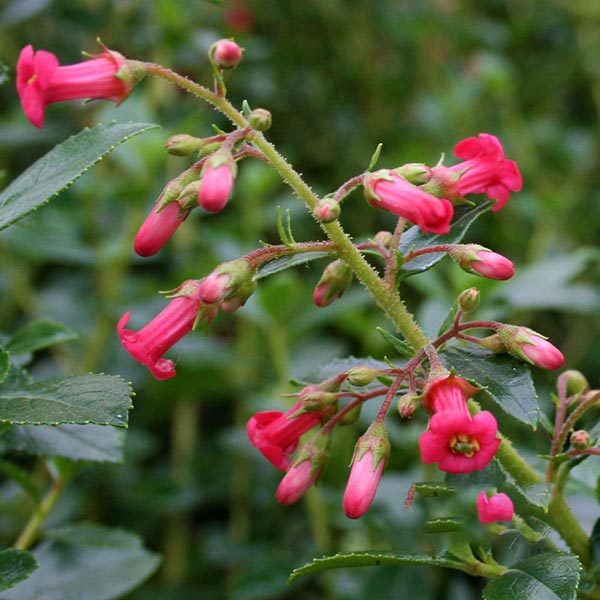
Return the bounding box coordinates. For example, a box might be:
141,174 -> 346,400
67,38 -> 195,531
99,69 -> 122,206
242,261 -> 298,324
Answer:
275,460 -> 320,505
246,401 -> 324,471
419,410 -> 500,474
450,133 -> 522,211
117,281 -> 205,380
364,170 -> 454,234
343,447 -> 387,519
476,491 -> 514,524
133,200 -> 190,257
422,373 -> 479,413
17,44 -> 132,128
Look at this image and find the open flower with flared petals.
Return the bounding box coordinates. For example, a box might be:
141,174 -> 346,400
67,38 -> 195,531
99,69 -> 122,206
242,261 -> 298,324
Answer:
451,133 -> 522,211
364,170 -> 454,234
419,409 -> 500,474
476,491 -> 514,524
17,44 -> 133,128
247,401 -> 330,471
117,281 -> 205,380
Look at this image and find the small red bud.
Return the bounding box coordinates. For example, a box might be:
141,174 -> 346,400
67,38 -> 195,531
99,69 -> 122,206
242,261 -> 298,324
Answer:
210,39 -> 243,69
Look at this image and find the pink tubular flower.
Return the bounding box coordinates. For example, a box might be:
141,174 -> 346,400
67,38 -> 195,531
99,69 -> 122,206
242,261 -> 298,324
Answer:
275,459 -> 320,505
422,373 -> 479,414
117,281 -> 204,380
364,170 -> 454,234
451,133 -> 522,211
197,150 -> 236,213
476,491 -> 514,524
419,409 -> 500,474
17,44 -> 132,128
247,401 -> 325,471
134,201 -> 190,257
343,430 -> 389,519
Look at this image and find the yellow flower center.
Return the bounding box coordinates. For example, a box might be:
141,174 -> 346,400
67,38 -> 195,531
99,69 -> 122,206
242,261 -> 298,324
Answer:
27,74 -> 38,86
449,433 -> 480,457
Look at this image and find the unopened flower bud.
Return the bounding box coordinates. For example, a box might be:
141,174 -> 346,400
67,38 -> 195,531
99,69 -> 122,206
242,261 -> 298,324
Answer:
165,134 -> 205,156
346,366 -> 379,387
397,391 -> 420,418
315,198 -> 341,223
373,230 -> 393,248
198,149 -> 237,213
339,404 -> 362,425
458,287 -> 480,312
275,430 -> 330,505
313,259 -> 353,308
133,199 -> 190,257
476,491 -> 514,524
298,390 -> 339,412
393,163 -> 431,185
570,430 -> 591,450
498,325 -> 565,370
209,39 -> 243,69
343,422 -> 390,519
199,259 -> 255,304
558,370 -> 589,397
449,244 -> 514,280
248,108 -> 272,131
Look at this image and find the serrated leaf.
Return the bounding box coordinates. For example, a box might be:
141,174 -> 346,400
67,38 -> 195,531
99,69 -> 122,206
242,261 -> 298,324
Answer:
398,200 -> 494,278
1,424 -> 125,463
0,122 -> 159,232
376,327 -> 416,357
446,459 -> 507,488
6,320 -> 77,356
0,524 -> 160,600
0,374 -> 132,427
0,347 -> 9,386
441,346 -> 539,429
413,482 -> 457,498
255,251 -> 331,280
0,549 -> 38,592
424,518 -> 463,533
288,551 -> 461,584
483,552 -> 580,600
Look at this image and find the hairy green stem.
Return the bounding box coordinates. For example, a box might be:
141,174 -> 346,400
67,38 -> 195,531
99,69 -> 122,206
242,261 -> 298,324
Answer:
142,62 -> 430,351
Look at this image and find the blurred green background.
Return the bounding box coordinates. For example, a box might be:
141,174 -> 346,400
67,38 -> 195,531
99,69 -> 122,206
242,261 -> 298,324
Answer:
1,1 -> 599,598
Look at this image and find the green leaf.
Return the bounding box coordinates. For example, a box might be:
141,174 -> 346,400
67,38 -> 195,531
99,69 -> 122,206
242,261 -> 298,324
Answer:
0,122 -> 159,232
483,552 -> 580,600
441,346 -> 539,429
590,518 -> 600,577
288,551 -> 461,585
424,518 -> 463,533
6,320 -> 77,356
0,374 -> 132,427
376,327 -> 416,357
1,524 -> 160,600
255,251 -> 331,280
413,481 -> 457,498
1,424 -> 125,463
0,549 -> 38,591
398,200 -> 494,279
0,347 -> 9,386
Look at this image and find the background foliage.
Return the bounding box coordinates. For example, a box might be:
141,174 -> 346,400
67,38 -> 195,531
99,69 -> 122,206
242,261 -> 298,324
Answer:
0,1 -> 599,598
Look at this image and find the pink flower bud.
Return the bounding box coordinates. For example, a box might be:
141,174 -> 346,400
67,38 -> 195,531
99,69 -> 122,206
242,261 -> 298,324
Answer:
315,198 -> 341,223
570,430 -> 591,449
275,460 -> 319,505
343,424 -> 390,519
198,151 -> 236,213
133,200 -> 190,257
17,44 -> 134,128
210,39 -> 243,69
313,259 -> 353,307
449,245 -> 514,280
476,491 -> 514,524
364,170 -> 454,234
199,259 -> 255,305
498,326 -> 565,370
458,287 -> 480,312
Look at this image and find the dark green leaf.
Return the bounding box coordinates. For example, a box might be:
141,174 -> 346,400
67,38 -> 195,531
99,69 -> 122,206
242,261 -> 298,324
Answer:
0,347 -> 9,386
0,374 -> 132,427
441,346 -> 539,429
0,122 -> 159,232
446,459 -> 507,488
398,200 -> 494,279
424,518 -> 463,533
483,552 -> 580,600
413,482 -> 457,498
255,251 -> 331,280
288,551 -> 461,584
590,518 -> 600,577
0,524 -> 160,600
376,327 -> 416,357
0,549 -> 38,591
6,320 -> 77,356
1,424 -> 125,463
